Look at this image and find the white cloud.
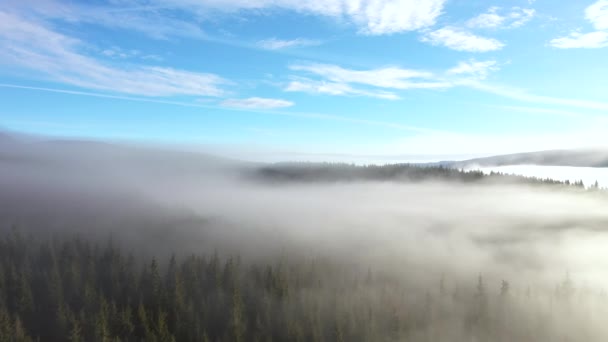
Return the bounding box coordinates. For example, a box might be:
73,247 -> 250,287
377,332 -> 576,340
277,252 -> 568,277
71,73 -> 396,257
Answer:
221,97 -> 294,109
509,8 -> 536,28
289,63 -> 442,89
586,0 -> 608,30
9,0 -> 206,40
100,47 -> 163,62
163,0 -> 448,35
421,27 -> 505,52
550,30 -> 608,49
0,11 -> 227,97
285,63 -> 452,100
285,79 -> 401,100
467,7 -> 505,28
448,60 -> 499,80
19,0 -> 446,37
550,1 -> 608,49
467,7 -> 535,29
464,80 -> 608,111
257,38 -> 321,50
285,61 -> 508,100
101,47 -> 147,60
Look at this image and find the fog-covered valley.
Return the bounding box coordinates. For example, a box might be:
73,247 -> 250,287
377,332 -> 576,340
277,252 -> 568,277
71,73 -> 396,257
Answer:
2,134 -> 608,341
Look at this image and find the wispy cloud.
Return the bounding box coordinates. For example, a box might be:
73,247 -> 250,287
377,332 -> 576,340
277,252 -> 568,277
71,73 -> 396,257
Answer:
290,63 -> 435,89
285,61 -> 508,100
447,60 -> 499,80
154,0 -> 447,35
550,0 -> 608,49
285,63 -> 451,100
102,47 -> 139,59
550,31 -> 608,48
7,0 -> 206,40
285,78 -> 401,100
421,27 -> 505,52
463,80 -> 608,111
467,7 -> 535,29
284,59 -> 607,114
100,46 -> 163,62
221,97 -> 294,109
257,38 -> 321,50
0,11 -> 228,97
11,0 -> 446,37
0,83 -> 434,133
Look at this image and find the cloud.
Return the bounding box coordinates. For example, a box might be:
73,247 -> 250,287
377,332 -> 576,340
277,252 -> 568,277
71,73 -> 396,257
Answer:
101,46 -> 163,62
467,7 -> 506,28
257,38 -> 321,50
221,97 -> 294,109
285,63 -> 452,100
285,79 -> 401,100
6,0 -> 206,40
285,61 -> 510,100
467,7 -> 505,28
464,80 -> 608,111
448,60 -> 499,80
155,0 -> 447,35
586,0 -> 608,30
0,83 -> 431,133
550,1 -> 608,49
289,63 -> 446,89
421,27 -> 505,52
467,7 -> 535,29
509,8 -> 536,28
11,0 -> 446,37
0,11 -> 228,97
550,31 -> 608,48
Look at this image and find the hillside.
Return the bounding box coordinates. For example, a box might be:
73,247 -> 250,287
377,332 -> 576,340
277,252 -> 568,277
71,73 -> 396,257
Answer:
445,149 -> 608,168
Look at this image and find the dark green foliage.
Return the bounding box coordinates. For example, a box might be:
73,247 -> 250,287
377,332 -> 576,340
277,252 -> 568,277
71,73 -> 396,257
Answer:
0,230 -> 605,341
254,162 -> 604,190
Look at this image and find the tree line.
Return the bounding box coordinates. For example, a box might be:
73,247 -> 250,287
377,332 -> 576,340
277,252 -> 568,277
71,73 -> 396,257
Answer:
253,162 -> 602,190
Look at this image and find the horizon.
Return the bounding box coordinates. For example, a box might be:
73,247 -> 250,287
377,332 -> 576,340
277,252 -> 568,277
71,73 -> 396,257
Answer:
2,0 -> 608,159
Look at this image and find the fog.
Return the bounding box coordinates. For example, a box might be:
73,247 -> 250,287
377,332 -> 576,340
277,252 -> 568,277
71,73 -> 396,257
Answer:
2,134 -> 608,284
3,133 -> 608,340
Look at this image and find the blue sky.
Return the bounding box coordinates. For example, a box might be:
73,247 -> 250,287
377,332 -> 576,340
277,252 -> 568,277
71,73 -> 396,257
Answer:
1,0 -> 608,161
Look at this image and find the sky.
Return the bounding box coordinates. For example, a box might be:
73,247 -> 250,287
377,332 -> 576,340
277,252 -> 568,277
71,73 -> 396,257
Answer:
1,0 -> 608,162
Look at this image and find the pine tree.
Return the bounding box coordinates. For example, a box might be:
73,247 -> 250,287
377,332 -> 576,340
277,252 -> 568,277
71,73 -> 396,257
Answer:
0,309 -> 12,342
14,316 -> 33,342
69,320 -> 83,342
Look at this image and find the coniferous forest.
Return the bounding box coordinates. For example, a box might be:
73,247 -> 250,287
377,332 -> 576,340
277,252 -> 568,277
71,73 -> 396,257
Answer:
1,226 -> 607,342
1,140 -> 608,342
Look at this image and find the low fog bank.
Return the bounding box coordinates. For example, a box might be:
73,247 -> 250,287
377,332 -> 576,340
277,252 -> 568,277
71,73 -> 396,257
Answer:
5,134 -> 608,339
2,134 -> 608,287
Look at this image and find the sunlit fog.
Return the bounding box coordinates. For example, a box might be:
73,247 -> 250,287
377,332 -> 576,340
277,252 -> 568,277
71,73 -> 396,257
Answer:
2,0 -> 608,341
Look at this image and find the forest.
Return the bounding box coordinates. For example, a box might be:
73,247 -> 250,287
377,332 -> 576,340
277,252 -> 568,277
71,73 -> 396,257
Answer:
0,226 -> 604,342
1,139 -> 608,341
252,162 -> 594,188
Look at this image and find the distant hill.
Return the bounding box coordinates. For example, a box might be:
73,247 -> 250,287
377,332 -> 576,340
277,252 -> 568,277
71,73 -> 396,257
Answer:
444,149 -> 608,168
0,132 -> 253,176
